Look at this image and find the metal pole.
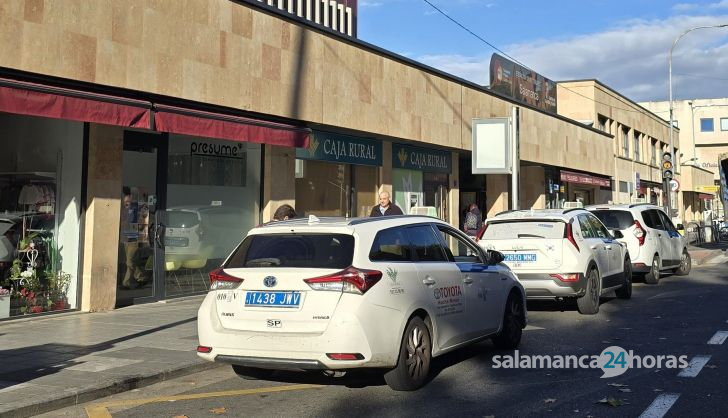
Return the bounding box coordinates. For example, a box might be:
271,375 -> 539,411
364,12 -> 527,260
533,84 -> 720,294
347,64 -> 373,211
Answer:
511,106 -> 519,210
689,101 -> 696,166
668,24 -> 728,217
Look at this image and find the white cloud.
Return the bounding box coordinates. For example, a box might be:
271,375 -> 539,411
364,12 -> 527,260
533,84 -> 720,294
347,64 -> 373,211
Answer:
673,3 -> 698,11
710,0 -> 728,8
413,15 -> 728,102
360,0 -> 384,7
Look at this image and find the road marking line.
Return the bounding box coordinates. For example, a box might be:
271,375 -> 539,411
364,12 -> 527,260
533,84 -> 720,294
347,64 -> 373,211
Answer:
707,331 -> 728,345
85,383 -> 323,418
678,355 -> 711,377
638,393 -> 680,418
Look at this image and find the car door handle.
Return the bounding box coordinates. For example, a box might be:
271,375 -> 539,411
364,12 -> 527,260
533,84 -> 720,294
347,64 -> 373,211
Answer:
463,277 -> 474,284
590,245 -> 601,250
605,245 -> 612,250
422,277 -> 436,286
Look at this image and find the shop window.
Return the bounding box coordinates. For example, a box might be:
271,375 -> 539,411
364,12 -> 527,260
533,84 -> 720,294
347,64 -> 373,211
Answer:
168,141 -> 246,187
0,115 -> 83,318
721,118 -> 728,131
700,118 -> 714,132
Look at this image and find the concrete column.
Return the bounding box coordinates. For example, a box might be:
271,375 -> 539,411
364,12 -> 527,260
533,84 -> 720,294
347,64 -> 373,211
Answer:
81,124 -> 124,312
378,141 -> 392,196
519,166 -> 545,210
262,144 -> 296,222
448,152 -> 459,227
486,174 -> 509,218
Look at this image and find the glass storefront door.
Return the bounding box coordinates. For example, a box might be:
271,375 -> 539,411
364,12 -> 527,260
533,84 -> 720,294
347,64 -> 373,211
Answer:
117,132 -> 163,306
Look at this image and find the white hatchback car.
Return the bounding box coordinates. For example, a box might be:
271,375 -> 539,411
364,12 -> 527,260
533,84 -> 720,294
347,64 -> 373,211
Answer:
477,209 -> 631,315
197,215 -> 526,391
587,204 -> 690,284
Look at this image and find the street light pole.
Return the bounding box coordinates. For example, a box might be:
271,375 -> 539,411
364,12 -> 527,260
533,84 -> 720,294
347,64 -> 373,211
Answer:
668,23 -> 728,217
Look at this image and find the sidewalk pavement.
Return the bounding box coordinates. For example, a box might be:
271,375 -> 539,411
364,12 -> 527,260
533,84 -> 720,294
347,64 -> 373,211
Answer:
688,241 -> 728,265
0,296 -> 217,418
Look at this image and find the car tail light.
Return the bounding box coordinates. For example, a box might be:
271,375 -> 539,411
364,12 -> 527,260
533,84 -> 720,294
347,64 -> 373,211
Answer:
304,266 -> 382,295
565,220 -> 580,252
197,345 -> 213,353
549,273 -> 580,282
326,353 -> 364,360
475,223 -> 489,241
633,220 -> 646,246
209,267 -> 243,290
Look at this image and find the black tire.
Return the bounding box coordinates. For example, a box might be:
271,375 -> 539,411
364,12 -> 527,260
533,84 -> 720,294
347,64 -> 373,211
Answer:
644,255 -> 660,284
673,249 -> 691,276
492,293 -> 525,349
615,257 -> 632,299
231,365 -> 275,380
384,317 -> 432,391
577,268 -> 600,315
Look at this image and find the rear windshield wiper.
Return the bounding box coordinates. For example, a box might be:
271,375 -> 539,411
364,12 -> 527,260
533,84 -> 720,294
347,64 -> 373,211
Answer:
517,233 -> 546,239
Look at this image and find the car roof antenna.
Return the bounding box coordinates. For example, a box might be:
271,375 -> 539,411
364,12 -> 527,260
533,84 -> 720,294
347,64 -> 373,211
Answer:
308,214 -> 320,224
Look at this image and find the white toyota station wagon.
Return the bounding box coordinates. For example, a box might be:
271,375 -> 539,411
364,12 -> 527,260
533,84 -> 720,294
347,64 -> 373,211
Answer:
197,215 -> 526,391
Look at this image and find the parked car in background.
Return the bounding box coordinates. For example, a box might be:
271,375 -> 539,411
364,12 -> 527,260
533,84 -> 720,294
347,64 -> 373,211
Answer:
587,204 -> 690,284
477,209 -> 632,315
197,215 -> 526,391
164,206 -> 249,269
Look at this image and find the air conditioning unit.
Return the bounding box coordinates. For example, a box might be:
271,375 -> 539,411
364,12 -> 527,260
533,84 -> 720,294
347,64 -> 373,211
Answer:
563,201 -> 584,209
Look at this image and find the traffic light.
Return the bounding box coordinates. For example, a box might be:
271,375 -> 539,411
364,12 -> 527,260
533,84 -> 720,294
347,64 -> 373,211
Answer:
661,152 -> 673,180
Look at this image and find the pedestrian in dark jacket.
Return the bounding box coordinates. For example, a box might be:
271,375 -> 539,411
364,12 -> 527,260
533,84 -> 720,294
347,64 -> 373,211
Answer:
369,191 -> 404,217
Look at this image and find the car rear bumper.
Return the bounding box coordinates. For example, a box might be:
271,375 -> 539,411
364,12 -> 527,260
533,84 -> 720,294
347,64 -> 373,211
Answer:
516,273 -> 587,298
196,293 -> 397,370
214,355 -> 326,370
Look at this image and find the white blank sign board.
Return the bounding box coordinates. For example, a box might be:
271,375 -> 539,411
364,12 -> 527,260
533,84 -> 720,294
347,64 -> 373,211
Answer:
472,118 -> 511,174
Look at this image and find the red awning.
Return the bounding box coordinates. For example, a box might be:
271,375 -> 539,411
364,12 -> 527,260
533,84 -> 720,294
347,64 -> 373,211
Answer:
0,78 -> 151,128
560,170 -> 611,188
154,105 -> 309,148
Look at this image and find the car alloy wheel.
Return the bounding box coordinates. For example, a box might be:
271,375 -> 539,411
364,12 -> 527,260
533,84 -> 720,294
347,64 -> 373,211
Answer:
406,324 -> 429,381
492,294 -> 524,349
577,269 -> 600,315
384,317 -> 432,391
644,255 -> 660,284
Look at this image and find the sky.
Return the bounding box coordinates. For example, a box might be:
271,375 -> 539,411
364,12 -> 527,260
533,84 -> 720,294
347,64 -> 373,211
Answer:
357,0 -> 728,103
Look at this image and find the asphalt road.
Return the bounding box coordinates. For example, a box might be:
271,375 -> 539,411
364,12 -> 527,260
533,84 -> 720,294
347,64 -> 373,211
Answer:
45,262 -> 728,418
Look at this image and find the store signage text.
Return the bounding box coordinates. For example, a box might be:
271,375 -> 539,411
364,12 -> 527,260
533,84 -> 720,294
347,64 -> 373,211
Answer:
296,131 -> 382,166
560,170 -> 610,188
392,144 -> 452,174
190,141 -> 244,159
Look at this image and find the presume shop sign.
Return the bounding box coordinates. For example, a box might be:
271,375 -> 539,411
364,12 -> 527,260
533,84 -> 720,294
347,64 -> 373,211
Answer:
560,170 -> 611,188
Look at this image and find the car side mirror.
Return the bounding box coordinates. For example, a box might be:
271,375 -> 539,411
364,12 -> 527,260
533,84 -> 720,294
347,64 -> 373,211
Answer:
487,250 -> 504,265
610,229 -> 624,239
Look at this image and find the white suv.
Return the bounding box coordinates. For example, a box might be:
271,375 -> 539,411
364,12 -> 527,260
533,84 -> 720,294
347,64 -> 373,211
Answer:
477,209 -> 631,315
587,204 -> 690,284
197,215 -> 526,391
